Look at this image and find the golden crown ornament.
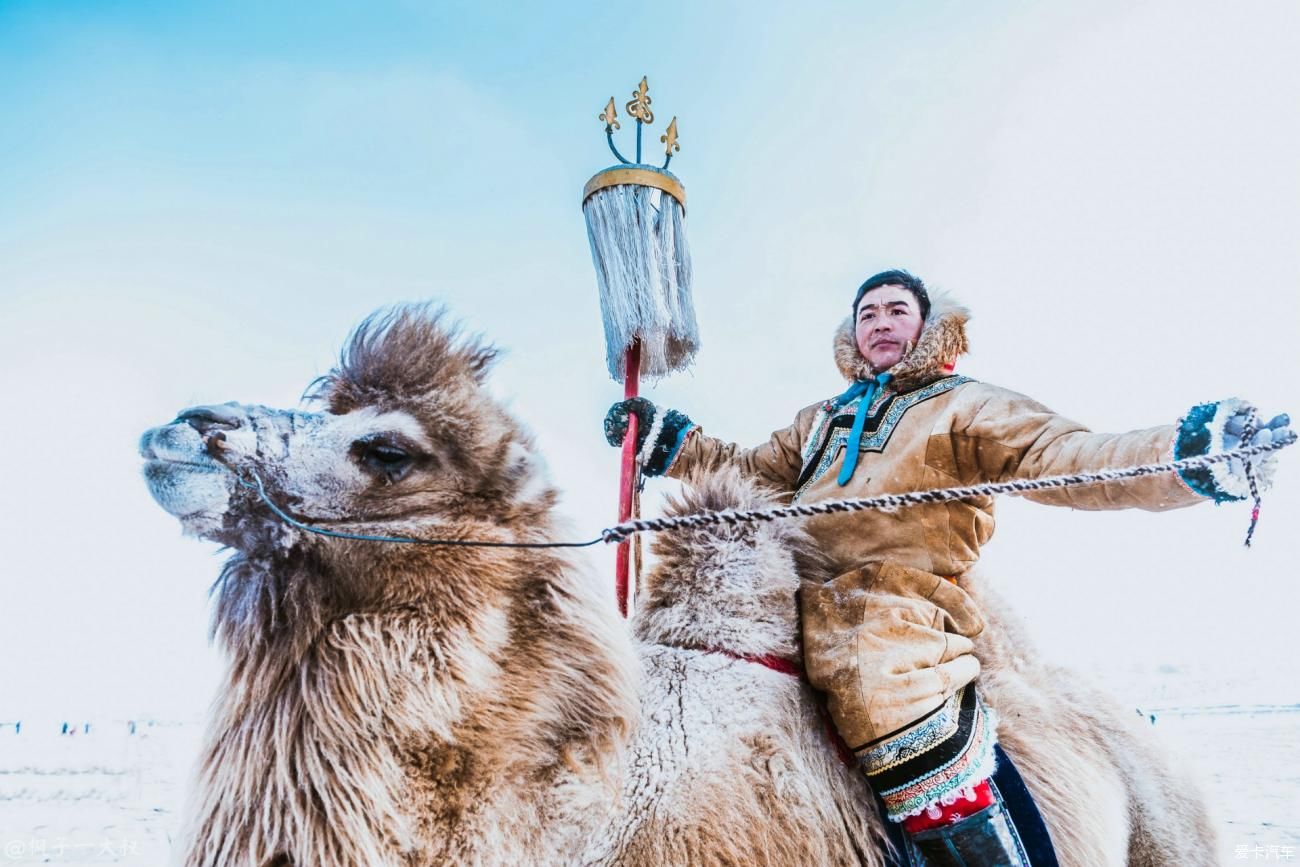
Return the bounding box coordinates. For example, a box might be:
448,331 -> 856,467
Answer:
582,76 -> 697,383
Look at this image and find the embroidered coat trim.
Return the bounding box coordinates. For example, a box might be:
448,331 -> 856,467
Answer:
794,375 -> 971,501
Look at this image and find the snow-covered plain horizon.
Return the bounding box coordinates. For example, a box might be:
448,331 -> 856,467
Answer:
1,0 -> 1297,807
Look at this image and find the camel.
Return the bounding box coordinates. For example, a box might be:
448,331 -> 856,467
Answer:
139,304 -> 1217,866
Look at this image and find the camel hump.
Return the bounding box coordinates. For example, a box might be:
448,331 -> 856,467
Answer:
664,464 -> 783,516
634,466 -> 825,659
654,464 -> 826,579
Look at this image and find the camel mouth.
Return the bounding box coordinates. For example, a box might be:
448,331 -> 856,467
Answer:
140,422 -> 235,531
139,418 -> 235,466
143,455 -> 223,471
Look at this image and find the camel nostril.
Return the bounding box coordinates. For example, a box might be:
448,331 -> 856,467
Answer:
177,405 -> 244,436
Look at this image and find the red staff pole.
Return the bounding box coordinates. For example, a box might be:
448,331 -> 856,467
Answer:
615,338 -> 641,618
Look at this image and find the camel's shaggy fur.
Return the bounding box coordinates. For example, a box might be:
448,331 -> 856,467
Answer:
143,307 -> 638,866
140,304 -> 1216,866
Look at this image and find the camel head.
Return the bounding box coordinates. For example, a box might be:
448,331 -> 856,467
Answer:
633,468 -> 828,661
139,305 -> 557,629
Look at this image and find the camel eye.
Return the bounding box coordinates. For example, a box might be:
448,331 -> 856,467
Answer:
367,445 -> 410,466
352,436 -> 419,480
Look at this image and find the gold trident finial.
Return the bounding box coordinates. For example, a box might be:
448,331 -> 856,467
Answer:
626,76 -> 654,125
595,77 -> 681,168
660,117 -> 679,156
599,97 -> 620,130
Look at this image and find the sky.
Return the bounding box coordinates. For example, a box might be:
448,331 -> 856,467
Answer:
1,0 -> 1298,721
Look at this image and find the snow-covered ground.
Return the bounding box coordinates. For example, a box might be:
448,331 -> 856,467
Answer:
1,666 -> 1294,865
0,718 -> 203,865
1099,665 -> 1300,863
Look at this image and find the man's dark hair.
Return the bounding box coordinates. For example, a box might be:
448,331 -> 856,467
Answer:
851,269 -> 930,321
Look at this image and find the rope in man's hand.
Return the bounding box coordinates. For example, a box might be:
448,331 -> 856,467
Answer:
598,431 -> 1296,547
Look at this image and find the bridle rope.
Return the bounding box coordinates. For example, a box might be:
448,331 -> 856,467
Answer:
227,426 -> 1294,550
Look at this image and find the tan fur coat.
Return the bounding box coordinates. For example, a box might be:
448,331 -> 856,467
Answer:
666,290 -> 1206,577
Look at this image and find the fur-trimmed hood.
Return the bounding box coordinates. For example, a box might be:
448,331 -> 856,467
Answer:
832,290 -> 970,392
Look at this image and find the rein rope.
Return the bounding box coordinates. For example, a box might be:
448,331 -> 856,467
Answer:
231,430 -> 1294,550
1239,413 -> 1265,547
235,471 -> 604,549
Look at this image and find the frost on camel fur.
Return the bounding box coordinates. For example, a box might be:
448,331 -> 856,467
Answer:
139,303 -> 1219,866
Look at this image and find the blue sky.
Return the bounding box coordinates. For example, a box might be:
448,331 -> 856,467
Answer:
2,1 -> 1298,719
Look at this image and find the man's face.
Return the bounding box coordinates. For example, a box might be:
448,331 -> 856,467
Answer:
854,284 -> 925,372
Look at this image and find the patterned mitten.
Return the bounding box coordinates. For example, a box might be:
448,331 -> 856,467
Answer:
1175,398 -> 1291,501
604,398 -> 696,477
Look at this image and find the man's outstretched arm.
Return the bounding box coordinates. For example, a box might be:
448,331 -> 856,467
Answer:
950,384 -> 1290,510
604,398 -> 813,492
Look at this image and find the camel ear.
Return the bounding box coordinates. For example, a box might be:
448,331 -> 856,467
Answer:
465,345 -> 501,383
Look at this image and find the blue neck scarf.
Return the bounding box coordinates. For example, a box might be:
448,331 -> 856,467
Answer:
834,372 -> 892,486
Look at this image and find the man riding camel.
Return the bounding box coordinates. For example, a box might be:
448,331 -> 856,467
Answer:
604,269 -> 1290,865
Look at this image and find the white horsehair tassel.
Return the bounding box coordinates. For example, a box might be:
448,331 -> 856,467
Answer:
583,183 -> 699,382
